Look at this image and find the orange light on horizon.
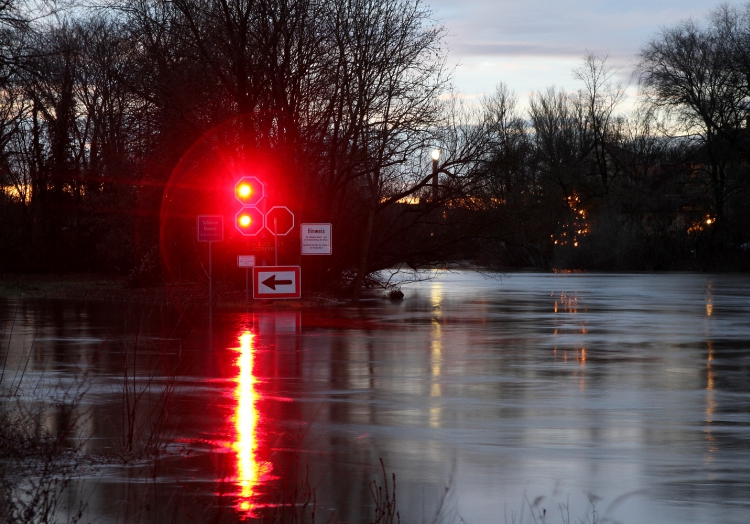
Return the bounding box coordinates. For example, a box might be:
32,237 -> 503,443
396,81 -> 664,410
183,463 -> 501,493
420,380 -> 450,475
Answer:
230,331 -> 271,516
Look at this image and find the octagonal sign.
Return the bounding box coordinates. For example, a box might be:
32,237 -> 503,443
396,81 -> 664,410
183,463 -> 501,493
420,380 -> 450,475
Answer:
234,176 -> 265,206
265,206 -> 294,236
235,206 -> 265,236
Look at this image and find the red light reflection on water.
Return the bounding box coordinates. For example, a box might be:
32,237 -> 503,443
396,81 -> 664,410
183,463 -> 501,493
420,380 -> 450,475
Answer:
228,330 -> 271,516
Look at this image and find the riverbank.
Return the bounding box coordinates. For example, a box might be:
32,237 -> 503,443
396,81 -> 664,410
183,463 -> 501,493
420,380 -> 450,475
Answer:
0,273 -> 345,307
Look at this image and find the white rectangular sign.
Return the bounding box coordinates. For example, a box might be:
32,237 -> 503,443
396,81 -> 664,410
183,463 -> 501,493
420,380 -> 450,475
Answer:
253,266 -> 301,299
237,255 -> 256,268
301,223 -> 332,255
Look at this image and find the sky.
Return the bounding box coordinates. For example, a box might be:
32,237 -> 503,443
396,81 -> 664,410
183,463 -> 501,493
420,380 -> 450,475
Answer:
430,0 -> 748,110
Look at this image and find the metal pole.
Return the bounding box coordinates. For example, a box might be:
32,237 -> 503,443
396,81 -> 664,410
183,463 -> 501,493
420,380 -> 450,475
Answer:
245,267 -> 249,303
209,302 -> 213,352
274,217 -> 278,265
208,241 -> 213,304
432,158 -> 438,202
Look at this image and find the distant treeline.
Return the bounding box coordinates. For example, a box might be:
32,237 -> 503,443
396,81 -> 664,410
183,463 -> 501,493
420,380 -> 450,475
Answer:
0,1 -> 748,294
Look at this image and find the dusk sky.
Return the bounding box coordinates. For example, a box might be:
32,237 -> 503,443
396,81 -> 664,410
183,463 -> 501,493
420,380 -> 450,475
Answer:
431,0 -> 747,107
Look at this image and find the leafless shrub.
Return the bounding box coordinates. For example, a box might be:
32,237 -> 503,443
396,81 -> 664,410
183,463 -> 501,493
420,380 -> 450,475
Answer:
0,353 -> 90,524
369,459 -> 400,524
117,305 -> 182,463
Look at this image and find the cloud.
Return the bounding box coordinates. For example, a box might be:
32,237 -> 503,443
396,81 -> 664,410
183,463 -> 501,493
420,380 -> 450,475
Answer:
435,0 -> 747,59
432,0 -> 750,99
453,43 -> 589,58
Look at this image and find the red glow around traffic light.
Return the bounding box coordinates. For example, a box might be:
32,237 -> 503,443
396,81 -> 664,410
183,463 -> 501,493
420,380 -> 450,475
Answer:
159,112 -> 295,293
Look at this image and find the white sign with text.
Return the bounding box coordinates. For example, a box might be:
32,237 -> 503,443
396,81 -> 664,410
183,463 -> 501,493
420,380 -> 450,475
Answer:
300,223 -> 332,255
237,255 -> 256,268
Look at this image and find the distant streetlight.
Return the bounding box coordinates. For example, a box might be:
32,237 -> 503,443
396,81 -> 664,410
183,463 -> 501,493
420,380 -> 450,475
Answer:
431,149 -> 440,202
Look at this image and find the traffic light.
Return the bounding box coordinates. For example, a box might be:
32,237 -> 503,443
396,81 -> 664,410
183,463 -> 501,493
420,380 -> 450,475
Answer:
235,207 -> 264,236
235,176 -> 265,206
234,176 -> 265,235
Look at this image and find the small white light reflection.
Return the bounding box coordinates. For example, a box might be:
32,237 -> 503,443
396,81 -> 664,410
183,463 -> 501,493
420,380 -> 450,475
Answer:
431,339 -> 442,397
704,341 -> 718,462
430,323 -> 443,428
430,282 -> 444,311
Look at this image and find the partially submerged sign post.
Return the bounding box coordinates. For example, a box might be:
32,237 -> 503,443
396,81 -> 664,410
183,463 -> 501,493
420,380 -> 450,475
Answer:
237,255 -> 256,303
197,215 -> 223,304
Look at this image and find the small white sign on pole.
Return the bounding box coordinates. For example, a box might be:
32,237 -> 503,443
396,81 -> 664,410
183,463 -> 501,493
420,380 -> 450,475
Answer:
237,255 -> 256,268
301,223 -> 332,255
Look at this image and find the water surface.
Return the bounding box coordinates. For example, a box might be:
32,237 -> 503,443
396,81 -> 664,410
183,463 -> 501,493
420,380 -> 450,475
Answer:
1,272 -> 749,523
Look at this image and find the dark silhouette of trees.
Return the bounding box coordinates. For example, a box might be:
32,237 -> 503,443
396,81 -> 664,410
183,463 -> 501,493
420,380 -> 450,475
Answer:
1,1 -> 750,285
471,4 -> 750,272
638,4 -> 750,267
639,14 -> 741,226
573,52 -> 627,197
124,0 -> 489,294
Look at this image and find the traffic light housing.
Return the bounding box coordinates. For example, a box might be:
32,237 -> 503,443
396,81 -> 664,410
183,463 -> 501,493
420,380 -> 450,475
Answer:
235,207 -> 264,236
234,176 -> 265,235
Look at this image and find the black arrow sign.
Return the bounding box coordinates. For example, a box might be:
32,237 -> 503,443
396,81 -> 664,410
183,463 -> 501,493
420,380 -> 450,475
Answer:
261,274 -> 293,290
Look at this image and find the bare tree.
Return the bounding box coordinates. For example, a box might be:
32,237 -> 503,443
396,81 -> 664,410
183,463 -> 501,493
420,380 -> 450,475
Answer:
573,52 -> 626,195
528,86 -> 587,199
475,85 -> 541,265
638,14 -> 745,224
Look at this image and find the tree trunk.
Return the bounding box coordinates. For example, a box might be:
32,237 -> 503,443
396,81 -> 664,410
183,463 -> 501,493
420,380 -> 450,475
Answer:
351,184 -> 379,300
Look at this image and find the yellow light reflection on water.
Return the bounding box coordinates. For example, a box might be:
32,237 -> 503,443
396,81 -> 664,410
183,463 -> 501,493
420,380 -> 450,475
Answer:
706,281 -> 714,317
231,331 -> 271,516
430,323 -> 443,427
429,282 -> 445,427
704,340 -> 718,463
431,282 -> 444,311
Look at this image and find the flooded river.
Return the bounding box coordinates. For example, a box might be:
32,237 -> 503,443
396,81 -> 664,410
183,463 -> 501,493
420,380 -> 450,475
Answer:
1,272 -> 749,523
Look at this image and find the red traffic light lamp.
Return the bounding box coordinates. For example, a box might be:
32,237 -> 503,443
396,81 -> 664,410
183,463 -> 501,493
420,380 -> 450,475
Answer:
234,176 -> 265,206
235,207 -> 264,236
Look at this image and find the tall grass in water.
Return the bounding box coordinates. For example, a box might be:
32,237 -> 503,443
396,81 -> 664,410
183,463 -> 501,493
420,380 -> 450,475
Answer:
117,305 -> 183,464
0,304 -> 89,523
502,490 -> 643,524
370,458 -> 399,524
